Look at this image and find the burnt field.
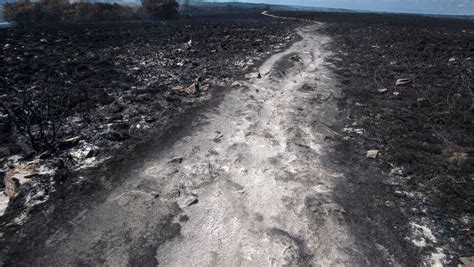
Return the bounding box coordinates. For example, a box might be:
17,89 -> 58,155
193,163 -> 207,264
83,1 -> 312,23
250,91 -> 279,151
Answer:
0,13 -> 299,221
276,11 -> 474,262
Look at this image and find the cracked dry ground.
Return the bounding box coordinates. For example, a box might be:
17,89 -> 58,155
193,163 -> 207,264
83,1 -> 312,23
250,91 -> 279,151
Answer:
1,19 -> 462,266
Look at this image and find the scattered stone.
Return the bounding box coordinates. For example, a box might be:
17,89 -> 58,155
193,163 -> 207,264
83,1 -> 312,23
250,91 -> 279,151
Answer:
289,54 -> 302,62
185,83 -> 199,95
393,91 -> 400,96
3,160 -> 42,197
300,84 -> 312,92
378,88 -> 388,93
168,157 -> 183,164
56,136 -> 81,150
394,190 -> 407,197
366,149 -> 379,159
231,81 -> 241,87
448,57 -> 456,63
69,142 -> 97,163
257,73 -> 262,79
4,176 -> 20,197
212,132 -> 224,143
178,194 -> 199,208
395,78 -> 412,86
460,257 -> 474,267
182,195 -> 198,207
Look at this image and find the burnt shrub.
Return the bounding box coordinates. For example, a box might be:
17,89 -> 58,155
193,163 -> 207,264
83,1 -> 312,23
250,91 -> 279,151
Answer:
0,86 -> 72,151
3,1 -> 139,26
141,0 -> 179,19
3,0 -> 68,27
70,3 -> 135,22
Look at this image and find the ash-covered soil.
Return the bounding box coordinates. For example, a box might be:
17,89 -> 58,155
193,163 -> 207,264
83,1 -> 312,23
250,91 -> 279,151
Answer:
0,12 -> 299,249
276,11 -> 474,265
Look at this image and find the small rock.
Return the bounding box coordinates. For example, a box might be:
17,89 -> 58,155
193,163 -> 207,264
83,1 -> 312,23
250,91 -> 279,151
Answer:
181,195 -> 198,207
394,190 -> 407,197
378,88 -> 388,93
460,257 -> 474,267
393,91 -> 400,96
3,160 -> 42,197
257,73 -> 262,79
366,149 -> 379,159
168,157 -> 183,164
185,83 -> 199,95
448,57 -> 456,63
4,176 -> 20,197
56,136 -> 81,150
395,78 -> 412,86
289,54 -> 302,62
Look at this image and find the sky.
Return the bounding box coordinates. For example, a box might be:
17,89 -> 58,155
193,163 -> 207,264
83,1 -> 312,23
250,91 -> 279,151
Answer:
212,0 -> 474,15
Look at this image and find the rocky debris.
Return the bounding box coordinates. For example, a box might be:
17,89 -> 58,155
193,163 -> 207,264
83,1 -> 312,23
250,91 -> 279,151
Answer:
180,194 -> 199,208
168,157 -> 184,164
185,83 -> 199,95
4,176 -> 20,198
460,256 -> 474,267
2,158 -> 56,199
378,88 -> 388,93
0,12 -> 299,254
395,78 -> 412,86
56,136 -> 81,150
366,149 -> 379,159
289,10 -> 474,265
394,190 -> 407,198
4,160 -> 41,197
69,142 -> 100,169
289,54 -> 303,62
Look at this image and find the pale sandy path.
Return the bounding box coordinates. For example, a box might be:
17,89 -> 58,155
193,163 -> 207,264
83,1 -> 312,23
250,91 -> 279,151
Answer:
29,22 -> 375,266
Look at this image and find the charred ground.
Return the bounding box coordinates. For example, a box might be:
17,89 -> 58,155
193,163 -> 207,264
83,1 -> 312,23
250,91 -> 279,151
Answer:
275,11 -> 474,264
0,9 -> 473,266
0,12 -> 300,263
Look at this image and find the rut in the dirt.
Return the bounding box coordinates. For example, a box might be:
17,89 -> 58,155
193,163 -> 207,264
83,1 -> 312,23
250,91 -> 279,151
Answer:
10,24 -> 374,266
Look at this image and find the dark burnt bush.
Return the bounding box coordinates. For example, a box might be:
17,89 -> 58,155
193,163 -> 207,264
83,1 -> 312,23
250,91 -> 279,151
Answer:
3,1 -> 138,26
141,0 -> 179,19
3,0 -> 68,27
70,3 -> 137,22
0,86 -> 72,151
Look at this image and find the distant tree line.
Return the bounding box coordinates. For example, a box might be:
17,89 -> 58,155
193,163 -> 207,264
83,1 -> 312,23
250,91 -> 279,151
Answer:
3,0 -> 179,27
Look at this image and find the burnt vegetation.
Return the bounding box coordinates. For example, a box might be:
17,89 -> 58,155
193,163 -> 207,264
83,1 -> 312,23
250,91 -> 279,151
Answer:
3,0 -> 179,27
0,12 -> 296,162
276,11 -> 474,257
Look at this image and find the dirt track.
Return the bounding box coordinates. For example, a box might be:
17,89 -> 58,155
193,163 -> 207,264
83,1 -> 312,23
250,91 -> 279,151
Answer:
1,21 -> 388,266
2,12 -> 471,266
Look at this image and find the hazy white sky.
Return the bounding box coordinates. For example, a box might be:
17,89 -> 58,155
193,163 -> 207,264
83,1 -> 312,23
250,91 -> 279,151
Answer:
213,0 -> 474,15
